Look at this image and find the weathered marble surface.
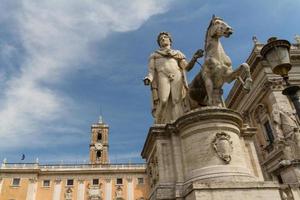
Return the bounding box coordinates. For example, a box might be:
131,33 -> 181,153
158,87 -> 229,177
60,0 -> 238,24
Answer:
189,16 -> 252,107
144,32 -> 203,124
142,107 -> 280,199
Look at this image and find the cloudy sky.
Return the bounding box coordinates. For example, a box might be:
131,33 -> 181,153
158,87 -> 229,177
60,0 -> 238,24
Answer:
0,0 -> 299,164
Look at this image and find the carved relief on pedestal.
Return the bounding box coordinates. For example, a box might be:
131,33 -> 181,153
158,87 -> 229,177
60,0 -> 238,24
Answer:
212,132 -> 233,164
147,155 -> 159,188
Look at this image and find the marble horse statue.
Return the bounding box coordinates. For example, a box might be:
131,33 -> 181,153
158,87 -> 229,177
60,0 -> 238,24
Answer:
189,16 -> 252,107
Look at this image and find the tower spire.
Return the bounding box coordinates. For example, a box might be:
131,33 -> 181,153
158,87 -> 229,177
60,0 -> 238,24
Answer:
98,115 -> 103,124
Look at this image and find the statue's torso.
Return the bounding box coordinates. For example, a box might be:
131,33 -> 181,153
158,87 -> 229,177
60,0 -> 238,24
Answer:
155,56 -> 181,75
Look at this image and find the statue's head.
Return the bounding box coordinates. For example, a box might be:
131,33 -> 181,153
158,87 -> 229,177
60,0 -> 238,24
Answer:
157,32 -> 172,47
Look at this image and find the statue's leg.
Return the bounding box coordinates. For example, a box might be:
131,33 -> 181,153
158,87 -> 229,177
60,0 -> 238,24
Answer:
170,75 -> 184,121
156,75 -> 171,123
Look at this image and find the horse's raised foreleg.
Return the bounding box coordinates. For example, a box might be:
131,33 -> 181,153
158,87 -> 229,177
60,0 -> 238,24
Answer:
226,63 -> 252,91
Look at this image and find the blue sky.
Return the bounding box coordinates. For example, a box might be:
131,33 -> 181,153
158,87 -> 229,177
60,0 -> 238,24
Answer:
0,0 -> 300,164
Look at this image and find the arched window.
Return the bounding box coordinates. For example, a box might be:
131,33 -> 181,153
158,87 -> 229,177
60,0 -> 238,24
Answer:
96,150 -> 101,158
97,132 -> 102,141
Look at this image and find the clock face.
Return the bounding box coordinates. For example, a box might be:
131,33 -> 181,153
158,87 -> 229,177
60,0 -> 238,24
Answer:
95,143 -> 103,150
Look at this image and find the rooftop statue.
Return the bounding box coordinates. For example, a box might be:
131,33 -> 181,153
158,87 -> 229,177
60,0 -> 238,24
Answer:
189,16 -> 253,107
144,32 -> 203,124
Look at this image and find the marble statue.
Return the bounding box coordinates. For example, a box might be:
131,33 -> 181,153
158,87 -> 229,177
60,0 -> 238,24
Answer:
144,32 -> 203,124
189,16 -> 253,107
271,104 -> 300,159
271,104 -> 298,139
64,187 -> 72,200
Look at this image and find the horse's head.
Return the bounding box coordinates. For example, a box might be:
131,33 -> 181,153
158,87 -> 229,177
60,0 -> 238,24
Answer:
208,16 -> 233,39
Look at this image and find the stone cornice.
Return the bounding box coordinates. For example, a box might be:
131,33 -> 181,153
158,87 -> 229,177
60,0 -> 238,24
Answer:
176,107 -> 243,130
141,124 -> 169,159
0,164 -> 146,175
261,149 -> 285,173
241,126 -> 257,139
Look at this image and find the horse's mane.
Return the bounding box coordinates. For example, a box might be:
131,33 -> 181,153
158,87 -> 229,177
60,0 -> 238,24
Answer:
204,16 -> 223,52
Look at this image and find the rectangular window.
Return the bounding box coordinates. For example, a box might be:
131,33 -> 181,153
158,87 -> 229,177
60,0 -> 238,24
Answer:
92,179 -> 99,185
137,178 -> 144,184
12,178 -> 20,186
43,180 -> 50,187
66,179 -> 74,186
116,178 -> 123,185
264,121 -> 274,144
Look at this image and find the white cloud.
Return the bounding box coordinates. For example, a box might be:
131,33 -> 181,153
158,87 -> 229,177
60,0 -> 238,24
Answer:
0,0 -> 172,150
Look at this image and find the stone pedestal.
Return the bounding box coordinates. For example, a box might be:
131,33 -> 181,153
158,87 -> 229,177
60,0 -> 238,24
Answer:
142,107 -> 281,199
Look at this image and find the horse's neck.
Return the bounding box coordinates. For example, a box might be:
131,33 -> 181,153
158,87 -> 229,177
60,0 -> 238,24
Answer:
205,37 -> 227,60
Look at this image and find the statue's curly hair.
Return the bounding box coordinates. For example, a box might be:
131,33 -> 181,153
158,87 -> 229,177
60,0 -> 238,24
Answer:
157,32 -> 172,47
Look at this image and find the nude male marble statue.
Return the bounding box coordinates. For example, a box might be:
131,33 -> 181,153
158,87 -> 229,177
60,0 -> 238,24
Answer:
144,32 -> 203,124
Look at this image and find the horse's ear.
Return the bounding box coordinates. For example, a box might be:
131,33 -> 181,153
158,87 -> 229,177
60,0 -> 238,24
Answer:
212,14 -> 215,20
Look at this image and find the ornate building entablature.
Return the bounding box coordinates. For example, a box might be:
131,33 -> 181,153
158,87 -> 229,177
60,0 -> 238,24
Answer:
227,42 -> 300,112
261,78 -> 284,92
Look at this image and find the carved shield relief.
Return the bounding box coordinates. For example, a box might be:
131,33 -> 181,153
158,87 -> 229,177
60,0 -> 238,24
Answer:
212,132 -> 233,164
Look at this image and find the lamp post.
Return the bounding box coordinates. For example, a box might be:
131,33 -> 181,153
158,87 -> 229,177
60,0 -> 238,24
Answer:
261,37 -> 300,119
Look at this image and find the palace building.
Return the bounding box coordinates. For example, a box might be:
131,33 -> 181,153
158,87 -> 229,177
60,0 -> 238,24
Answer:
0,118 -> 149,200
0,37 -> 300,200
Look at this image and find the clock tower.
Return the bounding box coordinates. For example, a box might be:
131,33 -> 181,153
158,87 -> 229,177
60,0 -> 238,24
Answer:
89,116 -> 109,164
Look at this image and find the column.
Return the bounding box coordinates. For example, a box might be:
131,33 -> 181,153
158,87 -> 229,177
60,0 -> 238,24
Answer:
105,178 -> 112,200
127,178 -> 133,200
26,178 -> 38,200
0,178 -> 3,195
52,179 -> 62,200
77,179 -> 85,200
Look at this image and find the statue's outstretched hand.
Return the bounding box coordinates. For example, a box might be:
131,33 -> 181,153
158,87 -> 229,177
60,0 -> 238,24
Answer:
193,49 -> 204,59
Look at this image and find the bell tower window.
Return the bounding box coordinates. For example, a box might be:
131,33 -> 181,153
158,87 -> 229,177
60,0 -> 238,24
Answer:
96,150 -> 102,159
97,132 -> 102,141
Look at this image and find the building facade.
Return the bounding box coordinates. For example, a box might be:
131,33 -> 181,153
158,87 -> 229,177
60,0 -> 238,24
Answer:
226,38 -> 300,199
0,119 -> 149,200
